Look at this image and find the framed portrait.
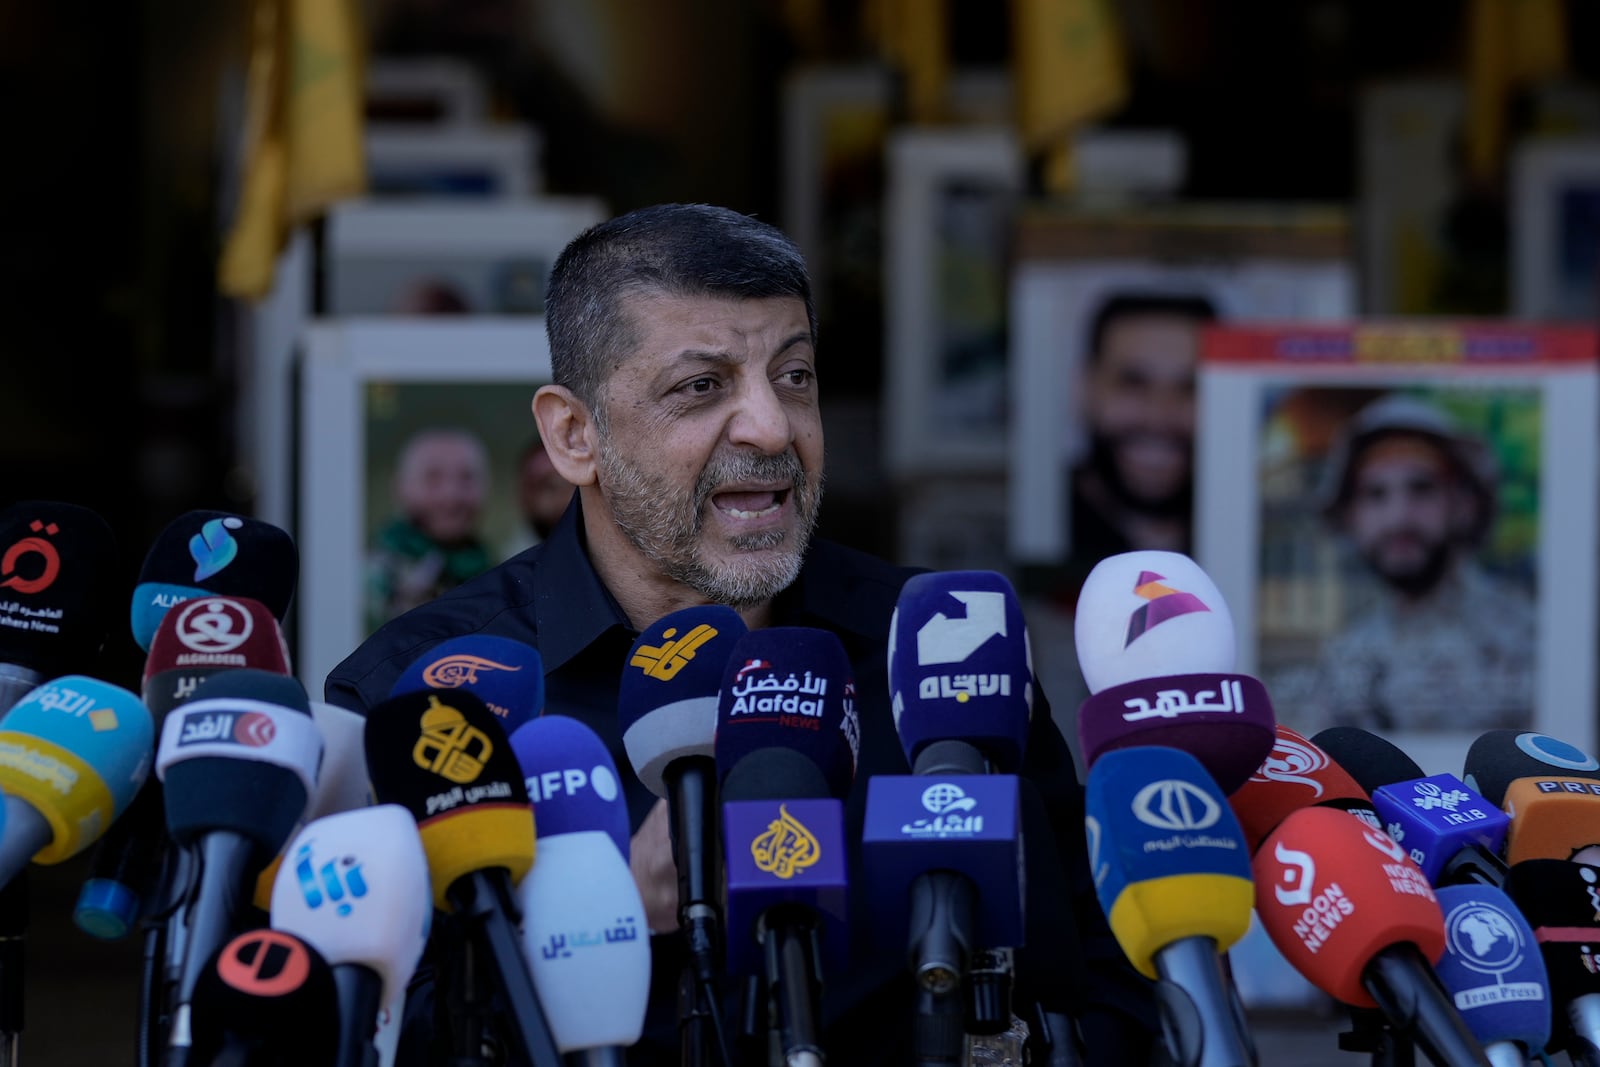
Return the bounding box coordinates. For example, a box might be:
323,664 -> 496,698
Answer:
884,126 -> 1023,478
366,57 -> 490,125
1513,137 -> 1600,321
324,198 -> 607,316
1006,204 -> 1356,565
296,320 -> 553,698
365,123 -> 542,199
1195,323 -> 1599,775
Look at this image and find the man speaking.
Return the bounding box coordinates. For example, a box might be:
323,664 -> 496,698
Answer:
326,204 -> 1156,1064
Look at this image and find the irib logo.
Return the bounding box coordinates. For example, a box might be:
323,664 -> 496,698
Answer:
1131,779 -> 1222,832
1412,781 -> 1472,812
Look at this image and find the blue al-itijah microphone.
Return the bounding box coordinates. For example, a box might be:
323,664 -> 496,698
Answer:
512,715 -> 651,1063
1431,884 -> 1551,1067
1086,746 -> 1256,1067
129,510 -> 298,652
870,570 -> 1032,1059
716,627 -> 856,1067
155,668 -> 324,1066
389,634 -> 546,734
617,605 -> 748,1017
0,501 -> 120,710
1315,728 -> 1512,889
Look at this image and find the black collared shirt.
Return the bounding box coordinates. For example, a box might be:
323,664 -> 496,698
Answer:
326,499 -> 1155,1064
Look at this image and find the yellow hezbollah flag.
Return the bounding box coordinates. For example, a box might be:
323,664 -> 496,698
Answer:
877,0 -> 949,124
1011,0 -> 1128,192
1465,0 -> 1567,182
220,0 -> 366,298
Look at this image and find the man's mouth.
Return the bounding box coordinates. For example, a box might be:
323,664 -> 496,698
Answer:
711,487 -> 790,519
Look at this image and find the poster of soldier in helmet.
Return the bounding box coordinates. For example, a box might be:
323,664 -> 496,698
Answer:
1194,322 -> 1600,774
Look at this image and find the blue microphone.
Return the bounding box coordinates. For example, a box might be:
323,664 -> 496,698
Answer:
716,627 -> 854,1067
888,571 -> 1032,773
1372,775 -> 1511,887
1431,884 -> 1551,1066
389,635 -> 545,733
1086,746 -> 1255,1067
509,714 -> 631,860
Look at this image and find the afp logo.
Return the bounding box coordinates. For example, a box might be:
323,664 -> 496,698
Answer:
1131,778 -> 1221,832
527,763 -> 620,804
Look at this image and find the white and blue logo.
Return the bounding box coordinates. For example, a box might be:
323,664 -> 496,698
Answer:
1515,733 -> 1600,773
294,843 -> 368,918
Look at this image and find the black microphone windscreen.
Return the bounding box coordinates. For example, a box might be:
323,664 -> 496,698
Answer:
160,669 -> 316,854
190,928 -> 338,1067
721,747 -> 832,804
0,500 -> 119,676
1311,727 -> 1426,795
1464,730 -> 1600,806
131,511 -> 297,649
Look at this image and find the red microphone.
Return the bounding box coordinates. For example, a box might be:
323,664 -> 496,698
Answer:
1255,808 -> 1489,1066
1228,724 -> 1378,853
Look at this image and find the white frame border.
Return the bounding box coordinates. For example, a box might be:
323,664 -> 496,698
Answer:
297,319 -> 553,698
1512,137 -> 1600,320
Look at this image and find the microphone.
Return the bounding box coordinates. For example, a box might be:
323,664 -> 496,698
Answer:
1072,552 -> 1272,794
887,569 -> 1032,773
76,596 -> 295,942
1084,746 -> 1255,1067
1313,728 -> 1511,888
875,570 -> 1030,1057
0,675 -> 154,884
1463,730 -> 1600,807
363,687 -> 561,1067
716,627 -> 856,1067
1254,807 -> 1489,1066
130,510 -> 297,651
617,605 -> 747,994
303,701 -> 372,822
388,634 -> 546,733
1227,724 -> 1380,853
512,715 -> 650,1062
156,668 -> 323,1064
0,501 -> 119,709
1430,884 -> 1551,1067
188,927 -> 339,1067
270,805 -> 432,1067
1503,858 -> 1600,1064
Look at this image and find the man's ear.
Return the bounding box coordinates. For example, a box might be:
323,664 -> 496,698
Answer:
532,385 -> 600,487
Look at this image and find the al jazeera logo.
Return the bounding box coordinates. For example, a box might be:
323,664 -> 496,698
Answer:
750,805 -> 821,880
422,655 -> 522,688
630,623 -> 718,681
412,695 -> 493,783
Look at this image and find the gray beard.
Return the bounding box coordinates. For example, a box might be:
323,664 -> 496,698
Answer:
596,440 -> 824,607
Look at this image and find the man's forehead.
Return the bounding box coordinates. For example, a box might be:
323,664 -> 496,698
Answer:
1354,434 -> 1453,479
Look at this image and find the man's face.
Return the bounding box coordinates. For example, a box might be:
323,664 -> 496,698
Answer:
1344,436 -> 1463,592
397,435 -> 488,544
589,291 -> 824,607
1083,313 -> 1199,510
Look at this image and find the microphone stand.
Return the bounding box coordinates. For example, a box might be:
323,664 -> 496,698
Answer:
666,757 -> 729,1067
0,873 -> 27,1067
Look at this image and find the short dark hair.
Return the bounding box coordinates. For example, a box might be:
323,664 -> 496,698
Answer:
544,204 -> 817,420
1086,292 -> 1218,366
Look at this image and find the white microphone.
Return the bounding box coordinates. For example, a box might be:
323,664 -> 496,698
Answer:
270,805 -> 432,1067
518,830 -> 650,1062
306,700 -> 373,819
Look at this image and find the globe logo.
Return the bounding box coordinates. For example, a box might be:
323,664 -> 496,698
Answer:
1445,901 -> 1523,974
921,783 -> 977,815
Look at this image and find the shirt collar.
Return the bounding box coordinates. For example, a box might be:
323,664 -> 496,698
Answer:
532,495 -> 635,672
536,497 -> 882,667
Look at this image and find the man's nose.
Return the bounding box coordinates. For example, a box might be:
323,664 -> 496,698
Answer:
726,381 -> 793,454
